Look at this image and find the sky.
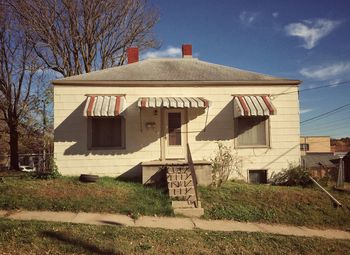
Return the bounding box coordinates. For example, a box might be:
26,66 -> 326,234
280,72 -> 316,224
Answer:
143,0 -> 350,138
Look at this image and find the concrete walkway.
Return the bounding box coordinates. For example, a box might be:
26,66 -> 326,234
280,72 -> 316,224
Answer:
1,210 -> 350,240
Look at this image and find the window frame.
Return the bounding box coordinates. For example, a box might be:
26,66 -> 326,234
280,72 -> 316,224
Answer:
87,116 -> 126,150
300,143 -> 309,151
248,169 -> 268,184
234,116 -> 270,148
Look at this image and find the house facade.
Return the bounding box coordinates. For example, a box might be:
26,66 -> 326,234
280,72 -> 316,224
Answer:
53,45 -> 301,183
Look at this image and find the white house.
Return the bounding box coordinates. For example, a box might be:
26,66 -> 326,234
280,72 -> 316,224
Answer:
53,44 -> 301,185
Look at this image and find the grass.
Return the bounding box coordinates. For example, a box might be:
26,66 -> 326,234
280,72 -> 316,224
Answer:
0,174 -> 172,217
2,172 -> 350,230
1,219 -> 350,255
199,181 -> 350,230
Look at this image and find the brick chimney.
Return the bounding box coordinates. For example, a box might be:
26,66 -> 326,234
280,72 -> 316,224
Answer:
127,47 -> 139,64
182,44 -> 192,58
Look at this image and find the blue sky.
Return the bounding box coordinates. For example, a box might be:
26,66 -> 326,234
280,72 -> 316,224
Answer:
144,0 -> 350,138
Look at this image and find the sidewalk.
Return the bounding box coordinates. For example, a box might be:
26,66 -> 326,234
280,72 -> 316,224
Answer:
1,210 -> 350,240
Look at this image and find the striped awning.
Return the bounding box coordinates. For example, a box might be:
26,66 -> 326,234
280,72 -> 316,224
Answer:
84,95 -> 126,117
138,97 -> 210,108
233,95 -> 276,117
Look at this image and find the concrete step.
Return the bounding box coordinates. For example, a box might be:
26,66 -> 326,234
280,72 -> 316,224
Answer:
170,195 -> 196,201
166,173 -> 192,182
167,167 -> 190,174
167,180 -> 193,189
174,207 -> 204,218
172,200 -> 202,209
168,187 -> 195,197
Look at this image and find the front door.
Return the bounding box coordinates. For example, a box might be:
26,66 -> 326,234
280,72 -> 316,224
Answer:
163,109 -> 187,159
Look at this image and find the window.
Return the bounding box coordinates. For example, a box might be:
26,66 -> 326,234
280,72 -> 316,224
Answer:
300,143 -> 309,151
236,116 -> 269,147
249,170 -> 267,184
168,112 -> 182,146
88,117 -> 125,149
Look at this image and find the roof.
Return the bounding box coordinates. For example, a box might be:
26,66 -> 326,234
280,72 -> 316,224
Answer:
53,58 -> 300,86
301,153 -> 337,168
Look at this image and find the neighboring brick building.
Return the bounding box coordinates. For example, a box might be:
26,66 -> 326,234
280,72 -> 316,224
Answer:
300,136 -> 337,180
300,136 -> 331,156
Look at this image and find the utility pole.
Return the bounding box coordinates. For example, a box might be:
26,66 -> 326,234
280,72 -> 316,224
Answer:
336,155 -> 345,188
42,99 -> 47,172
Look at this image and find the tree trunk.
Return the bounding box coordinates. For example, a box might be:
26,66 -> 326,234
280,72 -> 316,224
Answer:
9,124 -> 19,170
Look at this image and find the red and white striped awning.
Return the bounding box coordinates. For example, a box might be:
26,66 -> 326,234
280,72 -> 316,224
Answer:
84,95 -> 126,117
233,95 -> 276,117
138,97 -> 210,108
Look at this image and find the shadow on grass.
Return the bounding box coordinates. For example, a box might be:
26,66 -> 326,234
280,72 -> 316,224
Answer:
41,230 -> 121,255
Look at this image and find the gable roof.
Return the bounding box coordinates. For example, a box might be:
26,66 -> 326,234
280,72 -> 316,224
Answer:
53,58 -> 300,86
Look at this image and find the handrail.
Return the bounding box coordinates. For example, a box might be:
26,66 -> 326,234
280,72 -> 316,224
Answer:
187,143 -> 199,208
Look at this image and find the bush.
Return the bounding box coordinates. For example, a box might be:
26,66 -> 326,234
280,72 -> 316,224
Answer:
211,143 -> 242,187
35,157 -> 61,179
270,164 -> 311,187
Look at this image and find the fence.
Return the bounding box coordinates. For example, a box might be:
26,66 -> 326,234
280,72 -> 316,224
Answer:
0,153 -> 54,173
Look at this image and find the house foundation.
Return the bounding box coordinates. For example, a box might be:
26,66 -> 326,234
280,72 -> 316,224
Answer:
141,160 -> 212,186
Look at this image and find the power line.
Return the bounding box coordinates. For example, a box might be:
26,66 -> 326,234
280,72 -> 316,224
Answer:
303,122 -> 350,132
273,80 -> 350,96
301,103 -> 350,124
301,108 -> 350,126
302,118 -> 350,131
299,80 -> 350,93
301,106 -> 350,126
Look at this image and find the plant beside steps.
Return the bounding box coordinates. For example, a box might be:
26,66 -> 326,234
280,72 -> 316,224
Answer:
166,166 -> 204,217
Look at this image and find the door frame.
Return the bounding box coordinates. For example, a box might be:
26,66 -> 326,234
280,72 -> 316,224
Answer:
160,108 -> 188,160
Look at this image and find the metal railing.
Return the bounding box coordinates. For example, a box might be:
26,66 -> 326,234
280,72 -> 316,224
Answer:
186,143 -> 199,208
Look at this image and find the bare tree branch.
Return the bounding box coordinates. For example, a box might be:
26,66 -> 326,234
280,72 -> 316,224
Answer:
10,0 -> 159,77
0,2 -> 41,170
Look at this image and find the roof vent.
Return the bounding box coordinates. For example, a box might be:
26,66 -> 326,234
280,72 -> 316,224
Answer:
127,47 -> 139,64
182,44 -> 192,58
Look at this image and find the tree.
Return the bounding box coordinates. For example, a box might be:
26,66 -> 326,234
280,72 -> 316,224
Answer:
10,0 -> 159,77
1,0 -> 158,170
0,5 -> 41,170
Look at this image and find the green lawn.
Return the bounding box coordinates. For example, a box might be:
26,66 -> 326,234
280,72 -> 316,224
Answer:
199,181 -> 350,230
0,175 -> 172,217
1,219 -> 349,255
1,174 -> 350,230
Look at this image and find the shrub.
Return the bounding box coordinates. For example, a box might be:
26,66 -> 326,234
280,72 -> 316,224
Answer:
270,164 -> 311,187
211,143 -> 242,187
35,157 -> 61,179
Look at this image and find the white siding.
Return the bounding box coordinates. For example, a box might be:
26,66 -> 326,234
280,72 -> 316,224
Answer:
54,85 -> 300,180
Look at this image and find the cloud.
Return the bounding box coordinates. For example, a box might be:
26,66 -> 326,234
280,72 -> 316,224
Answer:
300,62 -> 350,80
285,19 -> 342,49
300,108 -> 313,114
142,46 -> 182,59
239,11 -> 259,25
272,12 -> 279,18
329,79 -> 343,87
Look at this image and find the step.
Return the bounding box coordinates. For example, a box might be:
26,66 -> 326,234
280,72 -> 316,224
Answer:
170,195 -> 196,201
172,200 -> 202,209
167,180 -> 193,189
166,173 -> 192,182
167,167 -> 190,174
174,207 -> 204,217
168,187 -> 195,197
